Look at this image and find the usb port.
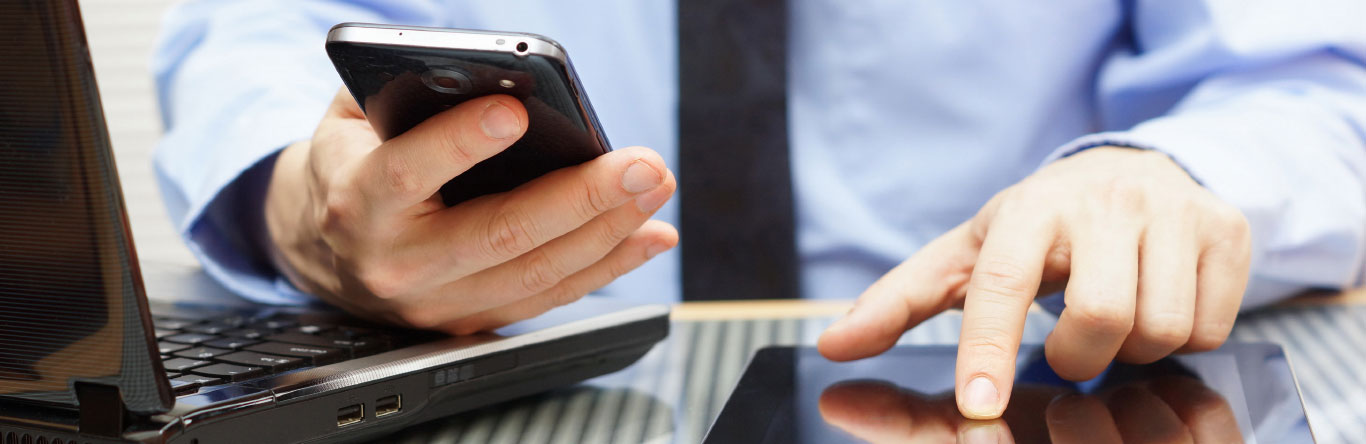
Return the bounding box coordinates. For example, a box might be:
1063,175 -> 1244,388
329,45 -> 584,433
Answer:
337,404 -> 364,427
375,394 -> 402,417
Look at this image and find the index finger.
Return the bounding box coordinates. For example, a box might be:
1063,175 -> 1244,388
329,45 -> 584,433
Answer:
356,94 -> 528,212
956,212 -> 1055,419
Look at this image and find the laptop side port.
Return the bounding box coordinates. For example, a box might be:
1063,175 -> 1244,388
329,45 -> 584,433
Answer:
337,404 -> 364,427
375,395 -> 402,417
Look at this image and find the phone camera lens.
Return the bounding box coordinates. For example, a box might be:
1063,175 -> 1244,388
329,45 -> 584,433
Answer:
421,68 -> 472,94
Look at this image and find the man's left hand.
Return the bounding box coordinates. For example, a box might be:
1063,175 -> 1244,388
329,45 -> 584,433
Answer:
817,147 -> 1252,419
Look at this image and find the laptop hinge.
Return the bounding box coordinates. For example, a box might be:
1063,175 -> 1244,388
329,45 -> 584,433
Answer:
75,382 -> 130,438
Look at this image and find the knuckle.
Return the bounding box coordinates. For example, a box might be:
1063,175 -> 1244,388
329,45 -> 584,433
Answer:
395,306 -> 440,329
1184,333 -> 1228,352
1204,203 -> 1253,258
378,155 -> 424,200
1186,322 -> 1233,352
321,190 -> 361,237
1221,206 -> 1252,242
595,216 -> 635,248
545,285 -> 586,309
606,254 -> 638,280
1208,200 -> 1248,228
1067,302 -> 1134,337
578,180 -> 617,219
1096,176 -> 1150,215
971,259 -> 1034,299
1134,313 -> 1193,349
436,119 -> 480,166
960,328 -> 1017,363
483,208 -> 540,258
353,263 -> 409,300
518,250 -> 566,295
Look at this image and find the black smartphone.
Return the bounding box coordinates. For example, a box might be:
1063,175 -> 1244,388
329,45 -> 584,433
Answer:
325,23 -> 612,206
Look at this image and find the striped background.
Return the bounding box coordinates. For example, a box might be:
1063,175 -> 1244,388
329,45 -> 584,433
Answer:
376,306 -> 1362,443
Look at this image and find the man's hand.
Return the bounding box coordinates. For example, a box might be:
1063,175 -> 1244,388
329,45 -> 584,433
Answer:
817,147 -> 1251,419
264,90 -> 677,334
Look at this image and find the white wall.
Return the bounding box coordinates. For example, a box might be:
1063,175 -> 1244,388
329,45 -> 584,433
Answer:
79,0 -> 194,266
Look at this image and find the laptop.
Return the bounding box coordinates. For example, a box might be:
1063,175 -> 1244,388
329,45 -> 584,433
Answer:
0,1 -> 669,443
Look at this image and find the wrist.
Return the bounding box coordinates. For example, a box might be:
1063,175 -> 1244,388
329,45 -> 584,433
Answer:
264,140 -> 331,296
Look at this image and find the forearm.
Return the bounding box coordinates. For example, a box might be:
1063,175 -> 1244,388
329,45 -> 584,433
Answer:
152,0 -> 443,302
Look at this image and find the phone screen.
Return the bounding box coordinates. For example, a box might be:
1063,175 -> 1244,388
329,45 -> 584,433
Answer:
327,37 -> 610,206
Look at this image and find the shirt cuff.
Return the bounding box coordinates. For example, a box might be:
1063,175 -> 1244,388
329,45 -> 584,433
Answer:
178,150 -> 314,306
1038,132 -> 1203,186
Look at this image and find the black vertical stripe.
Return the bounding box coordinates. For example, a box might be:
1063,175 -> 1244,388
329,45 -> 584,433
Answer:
678,0 -> 799,301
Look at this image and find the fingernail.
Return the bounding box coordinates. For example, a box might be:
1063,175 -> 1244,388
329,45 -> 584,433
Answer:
622,160 -> 663,194
634,187 -> 670,212
963,376 -> 1001,418
958,423 -> 1007,444
645,242 -> 671,259
480,102 -> 522,139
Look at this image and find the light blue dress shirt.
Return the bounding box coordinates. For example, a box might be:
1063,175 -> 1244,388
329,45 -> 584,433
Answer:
153,0 -> 1366,308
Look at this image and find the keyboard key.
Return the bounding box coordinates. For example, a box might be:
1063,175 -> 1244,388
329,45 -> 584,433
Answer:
153,319 -> 193,330
174,374 -> 224,386
174,346 -> 233,360
334,326 -> 376,338
217,351 -> 305,373
269,332 -> 359,350
246,341 -> 343,365
162,358 -> 211,372
248,319 -> 297,330
154,329 -> 179,339
319,335 -> 384,356
204,338 -> 261,350
154,309 -> 220,323
159,341 -> 190,355
164,333 -> 218,346
184,323 -> 233,335
214,316 -> 250,328
190,363 -> 264,382
286,323 -> 334,335
223,328 -> 273,340
169,377 -> 200,395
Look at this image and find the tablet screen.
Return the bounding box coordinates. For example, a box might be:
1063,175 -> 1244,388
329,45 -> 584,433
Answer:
705,344 -> 1311,443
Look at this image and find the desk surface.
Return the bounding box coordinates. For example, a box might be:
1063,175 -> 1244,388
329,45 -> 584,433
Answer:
352,290 -> 1364,444
138,259 -> 1365,444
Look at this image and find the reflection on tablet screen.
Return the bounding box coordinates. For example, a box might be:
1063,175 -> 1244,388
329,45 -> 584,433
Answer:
705,344 -> 1311,443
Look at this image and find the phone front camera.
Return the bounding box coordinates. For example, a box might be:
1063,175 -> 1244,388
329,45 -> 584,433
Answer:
421,68 -> 473,95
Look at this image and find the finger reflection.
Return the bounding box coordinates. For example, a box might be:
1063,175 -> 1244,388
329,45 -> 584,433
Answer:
818,373 -> 1238,443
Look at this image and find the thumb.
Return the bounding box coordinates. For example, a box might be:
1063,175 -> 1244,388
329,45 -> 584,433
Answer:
818,223 -> 979,361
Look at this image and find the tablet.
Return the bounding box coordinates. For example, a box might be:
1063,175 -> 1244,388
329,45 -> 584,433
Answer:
705,344 -> 1312,443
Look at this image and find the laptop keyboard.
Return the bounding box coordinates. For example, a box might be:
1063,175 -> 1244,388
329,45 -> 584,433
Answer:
152,309 -> 417,396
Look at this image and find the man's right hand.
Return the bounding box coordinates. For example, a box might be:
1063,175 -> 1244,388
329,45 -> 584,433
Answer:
264,89 -> 677,334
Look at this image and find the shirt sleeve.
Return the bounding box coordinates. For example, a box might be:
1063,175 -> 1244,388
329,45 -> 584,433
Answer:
1041,0 -> 1366,309
151,0 -> 445,304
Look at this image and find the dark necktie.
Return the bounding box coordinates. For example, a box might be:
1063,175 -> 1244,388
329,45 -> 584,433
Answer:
678,0 -> 799,301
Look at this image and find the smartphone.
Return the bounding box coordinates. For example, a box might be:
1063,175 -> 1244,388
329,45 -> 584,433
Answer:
326,23 -> 612,206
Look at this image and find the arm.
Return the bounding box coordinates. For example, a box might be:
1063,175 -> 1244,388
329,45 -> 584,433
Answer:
1047,0 -> 1366,307
152,0 -> 445,303
820,0 -> 1366,420
155,0 -> 679,331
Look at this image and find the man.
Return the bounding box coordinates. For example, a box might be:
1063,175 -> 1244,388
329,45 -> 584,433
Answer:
153,1 -> 1366,419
